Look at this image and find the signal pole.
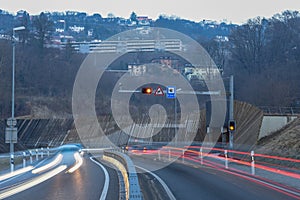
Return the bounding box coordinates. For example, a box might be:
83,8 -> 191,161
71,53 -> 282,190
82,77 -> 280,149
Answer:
229,75 -> 234,151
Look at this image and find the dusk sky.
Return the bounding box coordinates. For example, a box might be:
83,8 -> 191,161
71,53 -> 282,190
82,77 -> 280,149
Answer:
0,0 -> 299,24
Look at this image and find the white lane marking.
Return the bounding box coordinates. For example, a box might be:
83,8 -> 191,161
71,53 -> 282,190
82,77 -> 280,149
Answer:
136,166 -> 176,200
0,165 -> 67,199
90,157 -> 110,200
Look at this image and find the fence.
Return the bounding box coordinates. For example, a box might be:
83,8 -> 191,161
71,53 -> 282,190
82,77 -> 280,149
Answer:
258,106 -> 300,115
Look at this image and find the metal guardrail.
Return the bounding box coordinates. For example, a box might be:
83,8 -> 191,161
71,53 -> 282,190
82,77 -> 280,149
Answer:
104,150 -> 143,200
0,147 -> 58,174
258,106 -> 300,115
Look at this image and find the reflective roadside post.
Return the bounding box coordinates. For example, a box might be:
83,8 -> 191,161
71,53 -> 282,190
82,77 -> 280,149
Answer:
23,152 -> 26,168
251,151 -> 255,175
224,149 -> 228,169
41,147 -> 44,159
29,150 -> 33,164
36,149 -> 39,161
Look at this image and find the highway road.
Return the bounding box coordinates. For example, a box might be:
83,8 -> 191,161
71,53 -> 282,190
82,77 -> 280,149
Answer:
1,147 -> 299,200
132,156 -> 300,200
0,149 -> 118,200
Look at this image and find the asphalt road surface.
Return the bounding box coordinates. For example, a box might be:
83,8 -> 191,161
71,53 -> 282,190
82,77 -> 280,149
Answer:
132,156 -> 300,200
1,151 -> 118,200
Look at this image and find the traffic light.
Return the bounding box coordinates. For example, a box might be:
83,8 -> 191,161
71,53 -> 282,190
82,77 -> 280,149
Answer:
142,87 -> 152,95
228,120 -> 236,131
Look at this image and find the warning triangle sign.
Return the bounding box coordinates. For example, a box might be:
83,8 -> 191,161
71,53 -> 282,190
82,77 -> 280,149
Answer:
154,87 -> 164,96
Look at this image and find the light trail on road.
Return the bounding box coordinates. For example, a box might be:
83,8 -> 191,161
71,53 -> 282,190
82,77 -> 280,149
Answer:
0,165 -> 67,199
0,166 -> 34,182
32,154 -> 63,174
67,152 -> 83,173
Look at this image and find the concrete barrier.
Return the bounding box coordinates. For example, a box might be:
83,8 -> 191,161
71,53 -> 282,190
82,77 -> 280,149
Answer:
259,115 -> 297,139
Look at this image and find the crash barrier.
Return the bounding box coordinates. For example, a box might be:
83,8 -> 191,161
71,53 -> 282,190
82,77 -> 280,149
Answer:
103,150 -> 143,200
0,147 -> 58,172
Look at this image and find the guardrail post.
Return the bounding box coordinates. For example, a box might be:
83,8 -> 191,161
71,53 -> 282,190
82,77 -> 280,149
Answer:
168,149 -> 171,161
41,148 -> 44,159
224,150 -> 228,169
199,147 -> 203,165
182,150 -> 185,163
47,147 -> 50,156
35,149 -> 39,161
23,152 -> 26,168
29,151 -> 33,164
158,150 -> 161,160
251,151 -> 255,175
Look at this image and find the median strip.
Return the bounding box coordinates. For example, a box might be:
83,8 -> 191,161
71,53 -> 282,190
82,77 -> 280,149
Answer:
103,151 -> 143,200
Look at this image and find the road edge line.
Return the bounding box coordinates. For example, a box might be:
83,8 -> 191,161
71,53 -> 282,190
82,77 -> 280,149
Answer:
136,165 -> 176,200
90,157 -> 110,200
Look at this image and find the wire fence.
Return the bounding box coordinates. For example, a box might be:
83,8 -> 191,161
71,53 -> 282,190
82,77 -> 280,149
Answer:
258,106 -> 300,115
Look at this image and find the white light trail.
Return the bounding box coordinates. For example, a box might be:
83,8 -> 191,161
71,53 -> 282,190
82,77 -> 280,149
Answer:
32,154 -> 63,174
0,165 -> 67,199
67,152 -> 83,173
0,166 -> 34,182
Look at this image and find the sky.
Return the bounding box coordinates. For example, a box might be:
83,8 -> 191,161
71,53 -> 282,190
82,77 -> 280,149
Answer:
0,0 -> 299,24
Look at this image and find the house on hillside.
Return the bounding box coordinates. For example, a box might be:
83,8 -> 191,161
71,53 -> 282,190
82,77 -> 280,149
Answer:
136,16 -> 151,26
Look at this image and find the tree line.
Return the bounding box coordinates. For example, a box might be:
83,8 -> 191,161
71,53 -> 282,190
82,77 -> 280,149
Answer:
228,11 -> 300,107
0,10 -> 299,118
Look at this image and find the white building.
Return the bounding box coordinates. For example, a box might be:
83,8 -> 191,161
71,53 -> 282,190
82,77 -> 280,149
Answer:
185,67 -> 220,81
128,64 -> 147,76
61,39 -> 183,54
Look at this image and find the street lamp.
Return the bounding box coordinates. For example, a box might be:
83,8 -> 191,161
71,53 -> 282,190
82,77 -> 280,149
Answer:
9,26 -> 25,172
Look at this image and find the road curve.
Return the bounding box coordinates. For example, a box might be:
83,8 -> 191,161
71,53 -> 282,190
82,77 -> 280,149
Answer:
4,152 -> 114,200
132,156 -> 299,200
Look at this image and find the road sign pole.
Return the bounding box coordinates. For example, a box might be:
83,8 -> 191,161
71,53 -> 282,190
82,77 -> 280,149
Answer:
175,98 -> 177,146
9,27 -> 24,172
10,29 -> 16,172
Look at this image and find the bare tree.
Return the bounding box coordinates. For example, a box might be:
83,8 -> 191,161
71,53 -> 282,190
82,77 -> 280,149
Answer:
229,17 -> 267,74
32,12 -> 54,49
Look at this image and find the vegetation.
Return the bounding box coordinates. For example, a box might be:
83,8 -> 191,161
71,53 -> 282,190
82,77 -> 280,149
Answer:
228,11 -> 300,106
0,9 -> 299,118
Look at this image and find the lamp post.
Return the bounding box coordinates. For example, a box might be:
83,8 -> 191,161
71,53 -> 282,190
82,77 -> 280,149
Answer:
9,26 -> 25,172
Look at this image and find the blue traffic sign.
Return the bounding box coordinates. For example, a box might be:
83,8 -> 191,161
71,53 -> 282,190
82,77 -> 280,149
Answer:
166,86 -> 176,99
